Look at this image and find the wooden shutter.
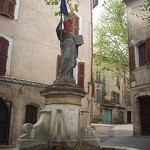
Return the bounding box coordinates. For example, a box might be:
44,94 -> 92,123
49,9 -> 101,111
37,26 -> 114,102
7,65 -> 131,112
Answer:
70,13 -> 79,37
129,45 -> 135,70
6,0 -> 16,18
92,82 -> 95,97
0,37 -> 9,75
0,0 -> 15,18
0,0 -> 8,14
56,55 -> 61,78
78,62 -> 85,89
146,37 -> 150,64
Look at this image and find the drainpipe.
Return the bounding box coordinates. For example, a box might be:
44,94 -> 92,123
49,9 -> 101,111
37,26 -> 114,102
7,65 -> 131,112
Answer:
90,0 -> 94,123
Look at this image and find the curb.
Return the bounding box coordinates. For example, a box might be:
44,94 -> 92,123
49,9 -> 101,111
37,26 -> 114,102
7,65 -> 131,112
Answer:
101,146 -> 140,150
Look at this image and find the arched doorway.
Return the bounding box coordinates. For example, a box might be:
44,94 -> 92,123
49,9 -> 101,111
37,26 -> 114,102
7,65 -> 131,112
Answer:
25,105 -> 38,124
139,96 -> 150,135
0,98 -> 11,144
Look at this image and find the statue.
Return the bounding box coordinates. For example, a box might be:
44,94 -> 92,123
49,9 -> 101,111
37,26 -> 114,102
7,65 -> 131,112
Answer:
54,19 -> 84,83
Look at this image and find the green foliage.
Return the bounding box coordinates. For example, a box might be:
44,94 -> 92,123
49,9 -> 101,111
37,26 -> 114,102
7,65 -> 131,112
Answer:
44,0 -> 80,16
94,0 -> 129,80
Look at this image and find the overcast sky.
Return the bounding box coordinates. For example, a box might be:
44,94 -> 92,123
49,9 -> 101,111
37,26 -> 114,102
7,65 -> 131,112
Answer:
93,0 -> 104,26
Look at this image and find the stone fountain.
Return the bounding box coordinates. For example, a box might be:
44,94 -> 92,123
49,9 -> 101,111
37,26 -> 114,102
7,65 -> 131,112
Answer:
16,19 -> 100,150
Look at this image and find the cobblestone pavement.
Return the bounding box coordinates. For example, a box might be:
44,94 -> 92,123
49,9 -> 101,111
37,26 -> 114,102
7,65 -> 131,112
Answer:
100,136 -> 150,150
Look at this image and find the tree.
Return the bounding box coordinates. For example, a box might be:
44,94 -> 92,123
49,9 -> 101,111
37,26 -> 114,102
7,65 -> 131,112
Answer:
44,0 -> 80,16
94,0 -> 129,80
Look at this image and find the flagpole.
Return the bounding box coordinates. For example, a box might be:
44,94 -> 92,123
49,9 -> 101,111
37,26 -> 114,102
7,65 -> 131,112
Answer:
60,1 -> 63,71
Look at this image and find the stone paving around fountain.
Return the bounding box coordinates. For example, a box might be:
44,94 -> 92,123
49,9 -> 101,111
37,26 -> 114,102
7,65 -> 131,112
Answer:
1,124 -> 150,150
91,124 -> 150,150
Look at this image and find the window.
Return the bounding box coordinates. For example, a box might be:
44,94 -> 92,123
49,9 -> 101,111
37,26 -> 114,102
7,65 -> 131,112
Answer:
70,13 -> 80,37
0,0 -> 16,18
0,34 -> 13,76
0,0 -> 19,20
139,42 -> 147,67
96,89 -> 102,102
146,37 -> 150,64
96,71 -> 101,82
130,37 -> 150,69
127,95 -> 131,106
77,62 -> 85,89
0,37 -> 9,75
111,91 -> 120,104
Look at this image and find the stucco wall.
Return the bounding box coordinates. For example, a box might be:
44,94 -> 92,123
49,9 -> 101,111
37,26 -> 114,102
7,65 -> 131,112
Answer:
0,82 -> 45,144
126,0 -> 150,136
0,0 -> 92,92
130,85 -> 150,136
126,0 -> 150,45
0,0 -> 93,144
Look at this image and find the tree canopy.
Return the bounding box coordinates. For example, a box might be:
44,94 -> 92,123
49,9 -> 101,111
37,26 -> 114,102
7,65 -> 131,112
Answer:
94,0 -> 129,80
44,0 -> 80,15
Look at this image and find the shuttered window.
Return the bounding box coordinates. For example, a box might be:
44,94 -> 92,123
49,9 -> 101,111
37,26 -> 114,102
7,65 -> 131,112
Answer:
56,55 -> 61,78
129,45 -> 135,70
96,89 -> 101,102
56,57 -> 85,89
146,37 -> 150,64
111,91 -> 120,104
0,37 -> 9,75
78,62 -> 85,89
139,42 -> 147,67
0,0 -> 16,18
70,13 -> 79,37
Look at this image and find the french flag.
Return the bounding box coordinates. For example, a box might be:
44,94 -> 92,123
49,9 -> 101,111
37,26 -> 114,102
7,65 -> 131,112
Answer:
60,0 -> 70,35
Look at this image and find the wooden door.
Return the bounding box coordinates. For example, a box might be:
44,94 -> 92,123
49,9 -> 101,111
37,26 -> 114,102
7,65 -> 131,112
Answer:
127,111 -> 131,123
104,110 -> 112,124
0,99 -> 11,144
25,105 -> 37,124
140,96 -> 150,135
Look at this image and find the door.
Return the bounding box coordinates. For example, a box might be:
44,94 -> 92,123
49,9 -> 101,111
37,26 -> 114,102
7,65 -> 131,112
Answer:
104,110 -> 112,124
25,105 -> 37,124
140,96 -> 150,135
0,99 -> 11,144
127,111 -> 131,123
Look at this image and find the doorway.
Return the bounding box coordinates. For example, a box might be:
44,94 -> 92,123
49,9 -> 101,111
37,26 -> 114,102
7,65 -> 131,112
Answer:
139,96 -> 150,135
127,111 -> 131,123
25,105 -> 38,124
0,99 -> 11,144
104,109 -> 112,124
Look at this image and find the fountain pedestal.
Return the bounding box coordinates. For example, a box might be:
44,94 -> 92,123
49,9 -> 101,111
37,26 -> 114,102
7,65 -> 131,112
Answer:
17,82 -> 100,150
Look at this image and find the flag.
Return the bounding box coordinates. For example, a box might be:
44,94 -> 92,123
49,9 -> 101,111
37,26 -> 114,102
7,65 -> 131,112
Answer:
60,0 -> 70,35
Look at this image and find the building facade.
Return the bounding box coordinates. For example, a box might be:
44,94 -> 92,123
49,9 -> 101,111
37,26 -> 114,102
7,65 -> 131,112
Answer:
124,0 -> 150,135
92,62 -> 132,124
0,0 -> 96,145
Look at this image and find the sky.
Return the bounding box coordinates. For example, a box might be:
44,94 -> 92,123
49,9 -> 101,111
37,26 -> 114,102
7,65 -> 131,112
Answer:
93,0 -> 104,27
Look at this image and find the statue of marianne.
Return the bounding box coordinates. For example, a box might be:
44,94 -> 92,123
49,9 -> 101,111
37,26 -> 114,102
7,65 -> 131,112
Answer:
55,19 -> 83,83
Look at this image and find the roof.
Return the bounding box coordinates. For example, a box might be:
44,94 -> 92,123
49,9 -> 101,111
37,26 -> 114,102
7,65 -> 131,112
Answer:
0,76 -> 49,88
122,0 -> 135,4
93,0 -> 98,9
